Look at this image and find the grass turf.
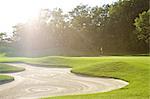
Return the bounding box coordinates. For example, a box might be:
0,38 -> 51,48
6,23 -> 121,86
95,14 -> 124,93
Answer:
0,56 -> 149,99
0,63 -> 25,73
0,75 -> 14,84
0,57 -> 25,84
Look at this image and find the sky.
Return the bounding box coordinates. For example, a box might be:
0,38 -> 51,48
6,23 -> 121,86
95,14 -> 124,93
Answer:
0,0 -> 117,34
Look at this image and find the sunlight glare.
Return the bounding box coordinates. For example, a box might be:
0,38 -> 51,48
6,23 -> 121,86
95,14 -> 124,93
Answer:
0,0 -> 117,33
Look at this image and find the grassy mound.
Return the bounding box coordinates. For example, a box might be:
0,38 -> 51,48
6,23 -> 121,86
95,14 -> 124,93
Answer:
37,56 -> 149,99
0,75 -> 14,84
0,63 -> 25,73
0,56 -> 149,99
72,61 -> 140,79
0,63 -> 24,84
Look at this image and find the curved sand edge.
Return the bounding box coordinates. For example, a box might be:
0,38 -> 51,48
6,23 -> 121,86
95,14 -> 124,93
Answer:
0,63 -> 128,99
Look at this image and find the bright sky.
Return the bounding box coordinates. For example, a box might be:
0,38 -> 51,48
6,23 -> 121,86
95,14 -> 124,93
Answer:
0,0 -> 117,34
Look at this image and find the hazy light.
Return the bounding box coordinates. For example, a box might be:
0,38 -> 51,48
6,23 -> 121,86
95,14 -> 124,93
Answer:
0,0 -> 117,34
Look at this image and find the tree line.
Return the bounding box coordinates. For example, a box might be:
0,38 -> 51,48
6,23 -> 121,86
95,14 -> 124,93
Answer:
1,0 -> 149,56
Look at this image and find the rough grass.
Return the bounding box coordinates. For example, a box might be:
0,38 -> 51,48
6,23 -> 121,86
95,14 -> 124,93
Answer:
0,56 -> 149,99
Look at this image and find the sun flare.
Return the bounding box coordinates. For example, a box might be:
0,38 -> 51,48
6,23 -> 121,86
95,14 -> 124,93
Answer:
0,0 -> 116,33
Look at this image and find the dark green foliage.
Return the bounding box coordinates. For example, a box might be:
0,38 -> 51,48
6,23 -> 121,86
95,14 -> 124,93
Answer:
11,0 -> 149,56
134,10 -> 150,43
102,0 -> 149,54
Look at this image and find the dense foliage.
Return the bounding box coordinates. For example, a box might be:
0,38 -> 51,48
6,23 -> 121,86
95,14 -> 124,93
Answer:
134,10 -> 150,43
4,0 -> 150,56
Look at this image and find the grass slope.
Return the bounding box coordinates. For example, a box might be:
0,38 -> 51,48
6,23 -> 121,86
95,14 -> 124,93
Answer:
0,75 -> 14,84
0,56 -> 149,99
0,63 -> 25,73
0,59 -> 25,84
29,56 -> 150,99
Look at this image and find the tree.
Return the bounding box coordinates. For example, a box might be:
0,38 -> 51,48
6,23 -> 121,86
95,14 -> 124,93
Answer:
134,10 -> 150,43
12,0 -> 149,56
0,32 -> 6,42
103,0 -> 149,53
68,5 -> 110,53
0,32 -> 11,43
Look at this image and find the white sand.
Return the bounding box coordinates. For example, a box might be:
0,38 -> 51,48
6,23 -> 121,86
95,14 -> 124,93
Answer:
0,63 -> 128,99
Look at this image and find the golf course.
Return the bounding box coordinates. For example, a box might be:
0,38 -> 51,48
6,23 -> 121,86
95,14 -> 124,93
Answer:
0,0 -> 149,99
0,56 -> 149,99
0,63 -> 25,84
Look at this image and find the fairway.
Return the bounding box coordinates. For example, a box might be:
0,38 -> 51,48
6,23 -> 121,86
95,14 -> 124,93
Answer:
0,0 -> 149,99
0,56 -> 149,99
0,63 -> 127,99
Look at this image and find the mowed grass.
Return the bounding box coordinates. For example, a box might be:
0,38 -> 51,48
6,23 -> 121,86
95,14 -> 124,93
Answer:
0,56 -> 149,99
0,63 -> 25,73
0,57 -> 25,83
0,75 -> 14,84
28,56 -> 150,99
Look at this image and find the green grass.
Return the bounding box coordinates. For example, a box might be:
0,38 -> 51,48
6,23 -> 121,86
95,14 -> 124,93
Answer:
0,63 -> 24,84
0,57 -> 25,84
28,56 -> 150,99
0,75 -> 14,80
0,56 -> 149,99
0,75 -> 14,84
0,63 -> 25,73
